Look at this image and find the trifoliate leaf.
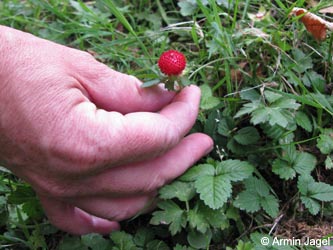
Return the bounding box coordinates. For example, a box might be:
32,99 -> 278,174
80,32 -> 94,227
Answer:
243,176 -> 270,197
81,234 -> 111,250
159,181 -> 195,202
233,126 -> 260,145
293,152 -> 316,176
234,101 -> 262,118
297,175 -> 315,195
110,231 -> 137,250
234,191 -> 261,213
150,200 -> 186,235
187,229 -> 212,250
300,196 -> 320,215
179,164 -> 215,182
317,129 -> 333,154
195,175 -> 232,210
250,107 -> 269,125
295,111 -> 312,132
200,84 -> 220,110
308,182 -> 333,201
187,210 -> 209,234
217,116 -> 235,137
268,108 -> 289,128
216,160 -> 254,182
272,159 -> 296,180
260,194 -> 279,218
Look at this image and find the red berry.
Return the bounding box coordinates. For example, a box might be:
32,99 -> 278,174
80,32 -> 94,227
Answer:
158,50 -> 186,76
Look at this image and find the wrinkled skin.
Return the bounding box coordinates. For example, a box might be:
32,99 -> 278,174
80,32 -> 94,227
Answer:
0,26 -> 213,235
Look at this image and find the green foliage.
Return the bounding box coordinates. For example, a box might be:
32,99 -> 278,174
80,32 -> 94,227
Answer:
1,0 -> 333,249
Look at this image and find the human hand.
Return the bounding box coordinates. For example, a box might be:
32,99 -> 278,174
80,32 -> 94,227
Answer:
0,26 -> 213,235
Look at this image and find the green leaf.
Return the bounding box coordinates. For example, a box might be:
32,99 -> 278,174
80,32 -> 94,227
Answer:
300,196 -> 320,215
133,228 -> 155,247
317,129 -> 333,154
81,234 -> 111,250
297,175 -> 315,195
244,176 -> 270,197
196,202 -> 229,229
268,108 -> 289,128
234,191 -> 261,213
177,0 -> 197,16
295,111 -> 312,132
187,209 -> 209,234
200,84 -> 220,110
234,101 -> 262,118
146,240 -> 170,250
59,236 -> 88,250
110,231 -> 137,250
159,181 -> 196,202
272,159 -> 296,180
179,164 -> 215,182
150,200 -> 186,235
216,160 -> 254,182
308,182 -> 333,201
325,156 -> 333,170
271,97 -> 300,110
260,194 -> 279,218
195,175 -> 232,209
187,229 -> 212,250
217,116 -> 235,137
233,127 -> 260,145
293,152 -> 316,176
250,107 -> 269,125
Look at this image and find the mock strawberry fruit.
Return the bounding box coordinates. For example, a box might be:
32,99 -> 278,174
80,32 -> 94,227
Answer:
158,50 -> 186,76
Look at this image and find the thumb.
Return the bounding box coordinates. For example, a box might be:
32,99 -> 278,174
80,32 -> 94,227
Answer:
72,56 -> 175,114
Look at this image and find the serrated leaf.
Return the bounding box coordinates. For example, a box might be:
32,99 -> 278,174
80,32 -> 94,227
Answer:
295,111 -> 312,132
268,108 -> 289,128
260,194 -> 279,218
197,204 -> 229,229
216,160 -> 254,182
272,159 -> 296,180
317,129 -> 333,154
308,182 -> 333,201
200,84 -> 220,110
150,200 -> 186,235
217,116 -> 235,137
233,126 -> 260,145
271,97 -> 300,110
159,181 -> 195,202
187,210 -> 209,234
177,0 -> 197,16
179,164 -> 215,182
297,175 -> 315,195
195,175 -> 232,209
293,152 -> 316,176
234,101 -> 262,118
250,107 -> 269,125
81,233 -> 111,250
133,228 -> 155,247
264,91 -> 282,103
187,229 -> 212,250
300,196 -> 320,215
110,231 -> 137,250
325,156 -> 333,170
243,176 -> 270,197
234,191 -> 261,213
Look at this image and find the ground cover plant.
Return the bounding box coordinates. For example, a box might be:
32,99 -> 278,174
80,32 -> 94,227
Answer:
1,0 -> 333,249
